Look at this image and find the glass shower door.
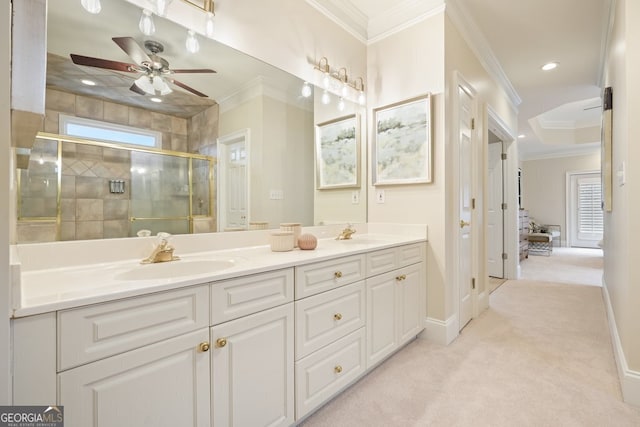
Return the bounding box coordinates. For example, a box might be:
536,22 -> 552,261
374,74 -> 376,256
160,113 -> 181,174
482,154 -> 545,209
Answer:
130,151 -> 190,236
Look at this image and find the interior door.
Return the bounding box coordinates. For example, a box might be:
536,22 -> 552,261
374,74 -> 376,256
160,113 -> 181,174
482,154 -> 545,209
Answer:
569,172 -> 603,248
487,141 -> 504,278
218,131 -> 249,231
458,85 -> 473,330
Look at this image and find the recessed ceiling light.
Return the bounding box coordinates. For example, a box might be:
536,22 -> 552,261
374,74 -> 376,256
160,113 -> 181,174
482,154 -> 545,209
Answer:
518,134 -> 526,139
541,62 -> 559,71
150,97 -> 162,103
81,79 -> 96,86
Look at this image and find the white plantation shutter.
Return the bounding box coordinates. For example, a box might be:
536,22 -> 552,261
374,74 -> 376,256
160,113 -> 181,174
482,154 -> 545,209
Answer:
577,178 -> 603,236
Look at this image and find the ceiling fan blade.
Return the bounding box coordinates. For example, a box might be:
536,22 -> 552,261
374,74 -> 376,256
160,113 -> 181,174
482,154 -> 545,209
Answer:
112,37 -> 152,66
129,83 -> 147,95
167,78 -> 208,97
170,68 -> 217,74
70,54 -> 138,73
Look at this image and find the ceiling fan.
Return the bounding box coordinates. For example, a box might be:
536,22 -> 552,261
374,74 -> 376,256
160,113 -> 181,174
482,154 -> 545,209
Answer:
70,36 -> 216,97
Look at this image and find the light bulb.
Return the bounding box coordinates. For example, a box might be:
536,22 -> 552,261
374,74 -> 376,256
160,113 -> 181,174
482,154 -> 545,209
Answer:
139,9 -> 156,36
205,12 -> 215,38
322,73 -> 330,90
358,91 -> 366,106
152,76 -> 172,95
186,30 -> 200,54
341,83 -> 349,98
153,0 -> 173,16
134,75 -> 155,95
321,90 -> 330,105
301,82 -> 312,98
81,0 -> 102,14
338,97 -> 345,111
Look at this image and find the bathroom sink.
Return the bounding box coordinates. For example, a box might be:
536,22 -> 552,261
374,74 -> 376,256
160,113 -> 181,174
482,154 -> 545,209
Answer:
114,258 -> 237,281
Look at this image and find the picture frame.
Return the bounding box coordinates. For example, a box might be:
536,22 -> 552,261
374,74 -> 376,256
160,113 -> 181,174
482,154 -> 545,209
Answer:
315,114 -> 360,189
373,94 -> 432,185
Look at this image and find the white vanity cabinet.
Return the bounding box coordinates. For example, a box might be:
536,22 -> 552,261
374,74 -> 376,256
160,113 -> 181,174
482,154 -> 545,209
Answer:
56,285 -> 212,427
366,244 -> 426,368
210,269 -> 295,427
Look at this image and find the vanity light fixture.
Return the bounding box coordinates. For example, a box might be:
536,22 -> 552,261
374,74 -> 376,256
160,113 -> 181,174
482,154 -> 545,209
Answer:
139,9 -> 156,36
186,29 -> 200,53
310,57 -> 366,107
337,97 -> 346,112
205,12 -> 215,38
81,0 -> 102,14
541,61 -> 558,71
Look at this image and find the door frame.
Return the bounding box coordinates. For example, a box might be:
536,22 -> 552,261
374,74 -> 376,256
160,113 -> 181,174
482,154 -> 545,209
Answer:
487,106 -> 518,281
487,139 -> 505,279
217,129 -> 251,232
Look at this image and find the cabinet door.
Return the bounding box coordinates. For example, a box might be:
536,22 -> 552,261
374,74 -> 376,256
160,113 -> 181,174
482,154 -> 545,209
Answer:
211,303 -> 294,427
366,271 -> 397,368
398,263 -> 424,345
58,329 -> 211,427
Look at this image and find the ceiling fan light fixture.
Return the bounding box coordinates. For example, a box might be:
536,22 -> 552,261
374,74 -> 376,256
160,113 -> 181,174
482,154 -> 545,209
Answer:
152,76 -> 172,95
139,9 -> 156,36
134,75 -> 156,95
81,0 -> 102,14
541,61 -> 559,71
186,30 -> 200,54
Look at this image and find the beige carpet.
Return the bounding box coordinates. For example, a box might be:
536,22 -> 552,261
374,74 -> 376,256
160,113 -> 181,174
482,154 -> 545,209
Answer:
301,279 -> 640,426
520,247 -> 603,286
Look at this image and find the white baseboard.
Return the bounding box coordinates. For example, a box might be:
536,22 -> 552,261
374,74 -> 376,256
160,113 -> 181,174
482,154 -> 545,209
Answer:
423,315 -> 458,345
478,290 -> 489,313
602,280 -> 640,407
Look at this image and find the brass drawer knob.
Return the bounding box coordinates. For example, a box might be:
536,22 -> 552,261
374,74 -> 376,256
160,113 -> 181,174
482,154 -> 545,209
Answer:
216,338 -> 228,348
334,313 -> 343,321
334,365 -> 343,374
395,274 -> 406,281
199,342 -> 210,352
334,271 -> 343,279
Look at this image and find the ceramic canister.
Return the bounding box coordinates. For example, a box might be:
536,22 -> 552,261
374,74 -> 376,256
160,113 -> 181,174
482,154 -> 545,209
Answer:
270,231 -> 294,252
279,223 -> 301,248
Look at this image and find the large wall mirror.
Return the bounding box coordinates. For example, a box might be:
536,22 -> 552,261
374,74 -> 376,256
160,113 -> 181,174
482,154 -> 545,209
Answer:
15,0 -> 367,243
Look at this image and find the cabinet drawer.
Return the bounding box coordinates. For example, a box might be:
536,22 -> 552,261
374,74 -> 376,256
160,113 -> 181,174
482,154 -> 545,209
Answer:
398,243 -> 424,267
58,285 -> 209,371
295,281 -> 365,359
211,268 -> 293,325
295,254 -> 365,299
366,248 -> 396,277
295,327 -> 366,420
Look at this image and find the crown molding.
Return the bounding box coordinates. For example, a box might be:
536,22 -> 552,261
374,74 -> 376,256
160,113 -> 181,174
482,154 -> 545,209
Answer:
367,0 -> 445,44
218,76 -> 313,114
445,0 -> 521,109
304,0 -> 368,44
519,142 -> 600,161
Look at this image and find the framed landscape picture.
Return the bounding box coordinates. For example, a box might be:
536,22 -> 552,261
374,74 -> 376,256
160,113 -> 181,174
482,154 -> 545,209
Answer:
373,94 -> 432,185
315,114 -> 360,189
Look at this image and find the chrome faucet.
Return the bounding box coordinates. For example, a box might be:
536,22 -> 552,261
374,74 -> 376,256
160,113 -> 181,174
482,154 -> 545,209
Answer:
141,232 -> 179,264
336,224 -> 356,240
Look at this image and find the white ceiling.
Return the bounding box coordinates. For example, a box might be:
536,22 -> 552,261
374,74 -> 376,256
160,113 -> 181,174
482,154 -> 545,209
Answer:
309,0 -> 613,160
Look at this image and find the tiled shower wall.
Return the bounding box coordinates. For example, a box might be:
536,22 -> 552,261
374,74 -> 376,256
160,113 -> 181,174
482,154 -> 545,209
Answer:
17,89 -> 218,242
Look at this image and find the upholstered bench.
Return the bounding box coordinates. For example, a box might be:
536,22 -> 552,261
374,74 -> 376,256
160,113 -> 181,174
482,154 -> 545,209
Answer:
528,233 -> 553,256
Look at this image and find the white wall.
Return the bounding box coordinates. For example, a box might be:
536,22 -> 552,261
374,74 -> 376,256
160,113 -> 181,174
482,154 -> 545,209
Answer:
602,0 -> 640,405
521,152 -> 601,246
0,0 -> 11,405
367,12 -> 447,320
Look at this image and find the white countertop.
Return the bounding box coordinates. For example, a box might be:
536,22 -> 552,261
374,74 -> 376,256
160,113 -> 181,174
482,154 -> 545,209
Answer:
11,224 -> 427,318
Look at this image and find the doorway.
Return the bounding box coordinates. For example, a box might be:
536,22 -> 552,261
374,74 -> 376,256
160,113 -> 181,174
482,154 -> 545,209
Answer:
567,171 -> 603,248
487,135 -> 505,279
218,129 -> 250,231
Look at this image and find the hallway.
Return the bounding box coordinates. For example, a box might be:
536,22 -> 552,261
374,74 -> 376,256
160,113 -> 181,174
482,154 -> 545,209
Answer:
302,255 -> 639,426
